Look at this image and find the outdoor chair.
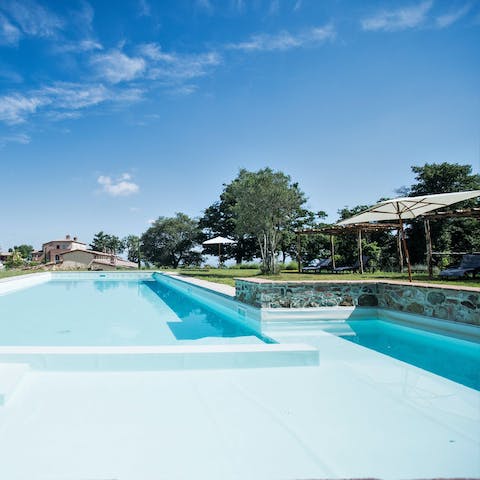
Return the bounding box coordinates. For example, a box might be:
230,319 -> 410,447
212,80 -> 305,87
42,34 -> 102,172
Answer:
302,258 -> 332,273
439,254 -> 480,279
333,256 -> 370,274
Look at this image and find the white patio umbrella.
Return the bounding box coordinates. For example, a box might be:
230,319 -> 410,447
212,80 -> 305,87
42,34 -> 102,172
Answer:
337,190 -> 480,281
202,236 -> 236,266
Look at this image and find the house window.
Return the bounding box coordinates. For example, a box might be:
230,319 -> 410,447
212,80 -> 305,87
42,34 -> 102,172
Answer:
55,255 -> 60,263
56,245 -> 60,249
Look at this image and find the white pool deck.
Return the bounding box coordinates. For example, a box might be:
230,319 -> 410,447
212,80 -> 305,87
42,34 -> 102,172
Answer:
0,272 -> 479,479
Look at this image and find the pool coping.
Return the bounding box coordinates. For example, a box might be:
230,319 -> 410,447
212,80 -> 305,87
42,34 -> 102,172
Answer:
235,276 -> 480,292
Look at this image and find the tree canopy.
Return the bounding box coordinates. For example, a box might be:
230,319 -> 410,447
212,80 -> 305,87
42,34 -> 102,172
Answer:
230,168 -> 306,274
141,213 -> 202,268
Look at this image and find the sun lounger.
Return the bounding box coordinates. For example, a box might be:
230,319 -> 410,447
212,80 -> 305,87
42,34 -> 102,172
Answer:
439,254 -> 480,279
302,258 -> 332,273
333,256 -> 369,274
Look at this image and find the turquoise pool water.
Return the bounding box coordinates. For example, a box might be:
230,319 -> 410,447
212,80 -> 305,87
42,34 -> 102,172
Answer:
339,320 -> 480,390
0,279 -> 268,346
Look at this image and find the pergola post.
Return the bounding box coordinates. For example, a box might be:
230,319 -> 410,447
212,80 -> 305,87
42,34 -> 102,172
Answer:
296,233 -> 302,273
397,229 -> 404,273
330,234 -> 336,269
424,219 -> 433,278
357,229 -> 364,274
399,217 -> 412,282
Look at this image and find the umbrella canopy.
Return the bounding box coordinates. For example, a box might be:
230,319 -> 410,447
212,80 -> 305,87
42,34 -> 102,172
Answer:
338,190 -> 480,225
202,236 -> 236,266
202,236 -> 236,246
337,190 -> 480,281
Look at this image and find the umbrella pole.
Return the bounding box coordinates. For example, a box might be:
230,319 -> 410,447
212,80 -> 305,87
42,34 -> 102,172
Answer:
218,243 -> 221,267
399,217 -> 412,282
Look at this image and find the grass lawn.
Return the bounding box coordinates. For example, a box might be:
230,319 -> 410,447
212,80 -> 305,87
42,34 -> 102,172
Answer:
177,268 -> 480,288
1,267 -> 479,289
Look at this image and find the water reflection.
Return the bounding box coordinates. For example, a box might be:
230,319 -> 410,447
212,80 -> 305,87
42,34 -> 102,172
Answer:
141,281 -> 265,341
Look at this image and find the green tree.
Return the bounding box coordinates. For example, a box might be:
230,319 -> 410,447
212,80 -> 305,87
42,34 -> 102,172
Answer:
141,213 -> 202,268
5,249 -> 24,268
12,244 -> 34,260
230,168 -> 306,274
90,232 -> 125,254
199,183 -> 258,264
405,163 -> 480,264
123,235 -> 141,265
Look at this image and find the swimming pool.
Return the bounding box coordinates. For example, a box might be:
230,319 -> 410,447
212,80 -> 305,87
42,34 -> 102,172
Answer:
338,319 -> 480,390
0,277 -> 268,346
0,272 -> 478,479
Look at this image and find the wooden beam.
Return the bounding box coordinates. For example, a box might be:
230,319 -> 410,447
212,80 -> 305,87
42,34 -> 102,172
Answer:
424,218 -> 433,278
357,229 -> 364,274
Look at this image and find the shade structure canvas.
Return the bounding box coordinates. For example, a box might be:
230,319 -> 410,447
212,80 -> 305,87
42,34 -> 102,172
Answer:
336,190 -> 480,281
202,236 -> 236,265
337,191 -> 480,225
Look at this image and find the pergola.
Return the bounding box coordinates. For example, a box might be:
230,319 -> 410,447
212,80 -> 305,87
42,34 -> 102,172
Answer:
296,206 -> 480,277
420,207 -> 480,277
295,222 -> 400,274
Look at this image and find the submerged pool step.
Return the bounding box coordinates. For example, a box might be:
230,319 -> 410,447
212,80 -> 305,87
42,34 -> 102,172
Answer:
0,363 -> 30,405
0,344 -> 318,371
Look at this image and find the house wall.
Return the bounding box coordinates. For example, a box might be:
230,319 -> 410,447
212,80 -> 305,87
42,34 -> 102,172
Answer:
235,279 -> 480,326
61,250 -> 95,269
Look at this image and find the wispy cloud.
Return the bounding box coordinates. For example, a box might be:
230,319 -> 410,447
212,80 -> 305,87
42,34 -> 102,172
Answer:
0,0 -> 64,39
226,24 -> 335,52
293,0 -> 302,12
196,0 -> 214,13
436,4 -> 471,28
54,38 -> 103,54
0,82 -> 143,125
0,12 -> 21,45
361,1 -> 433,32
91,50 -> 146,83
0,94 -> 45,124
0,132 -> 30,148
138,0 -> 151,17
97,173 -> 139,197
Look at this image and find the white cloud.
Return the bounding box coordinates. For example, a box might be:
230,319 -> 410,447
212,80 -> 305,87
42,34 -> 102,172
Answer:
98,174 -> 139,197
138,43 -> 221,81
0,132 -> 30,148
138,0 -> 151,17
0,94 -> 46,124
0,0 -> 64,38
361,1 -> 433,32
147,218 -> 155,225
91,50 -> 146,83
293,0 -> 302,12
0,13 -> 21,45
227,24 -> 335,52
436,4 -> 471,28
0,82 -> 143,125
55,39 -> 103,53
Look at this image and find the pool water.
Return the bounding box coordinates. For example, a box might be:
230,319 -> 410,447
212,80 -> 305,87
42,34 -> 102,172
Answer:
0,279 -> 268,346
339,320 -> 480,390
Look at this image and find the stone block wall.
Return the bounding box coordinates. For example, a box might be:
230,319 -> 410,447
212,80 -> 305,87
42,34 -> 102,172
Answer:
235,279 -> 480,326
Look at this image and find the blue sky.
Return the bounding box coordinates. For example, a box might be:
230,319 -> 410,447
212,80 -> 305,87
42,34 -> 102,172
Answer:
0,0 -> 479,250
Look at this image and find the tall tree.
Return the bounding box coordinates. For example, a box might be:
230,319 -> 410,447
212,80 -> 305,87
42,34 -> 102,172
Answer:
141,213 -> 202,268
12,244 -> 34,260
123,235 -> 141,264
199,187 -> 258,264
90,232 -> 125,254
230,168 -> 306,274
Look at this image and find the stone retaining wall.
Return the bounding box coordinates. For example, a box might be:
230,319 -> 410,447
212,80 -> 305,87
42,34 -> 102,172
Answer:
235,279 -> 480,326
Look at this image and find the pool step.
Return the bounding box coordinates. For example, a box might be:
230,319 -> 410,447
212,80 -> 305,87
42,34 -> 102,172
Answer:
0,363 -> 30,405
0,345 -> 318,371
